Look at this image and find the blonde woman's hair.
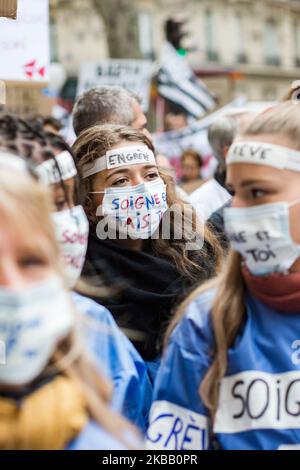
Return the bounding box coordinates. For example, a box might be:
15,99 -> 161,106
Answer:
167,101 -> 300,421
73,124 -> 223,284
0,170 -> 139,447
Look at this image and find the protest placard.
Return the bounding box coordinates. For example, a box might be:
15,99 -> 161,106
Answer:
0,0 -> 49,82
77,60 -> 154,111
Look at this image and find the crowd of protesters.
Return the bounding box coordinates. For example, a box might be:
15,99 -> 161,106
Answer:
0,85 -> 300,450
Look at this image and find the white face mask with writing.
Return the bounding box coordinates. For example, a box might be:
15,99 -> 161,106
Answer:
0,276 -> 74,386
94,178 -> 168,240
224,199 -> 300,275
52,206 -> 89,288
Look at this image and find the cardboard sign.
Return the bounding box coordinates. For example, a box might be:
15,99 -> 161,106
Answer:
77,60 -> 154,111
0,0 -> 49,81
0,0 -> 17,19
3,81 -> 54,116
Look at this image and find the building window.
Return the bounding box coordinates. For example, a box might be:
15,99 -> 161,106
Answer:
204,9 -> 219,62
138,12 -> 155,60
264,19 -> 281,66
50,15 -> 59,62
293,20 -> 300,68
235,13 -> 248,64
262,85 -> 277,101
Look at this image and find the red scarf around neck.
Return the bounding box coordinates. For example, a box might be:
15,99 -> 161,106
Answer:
242,267 -> 300,313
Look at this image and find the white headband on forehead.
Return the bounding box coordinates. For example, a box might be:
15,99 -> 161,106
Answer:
36,150 -> 77,185
227,141 -> 300,172
81,145 -> 156,179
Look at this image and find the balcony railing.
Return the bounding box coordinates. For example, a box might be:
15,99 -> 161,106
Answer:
237,53 -> 248,64
265,56 -> 281,66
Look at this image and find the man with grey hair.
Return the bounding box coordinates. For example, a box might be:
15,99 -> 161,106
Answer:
72,85 -> 152,141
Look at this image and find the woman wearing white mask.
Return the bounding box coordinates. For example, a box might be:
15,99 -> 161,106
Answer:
73,125 -> 222,375
147,102 -> 300,450
1,116 -> 89,289
0,116 -> 152,432
0,170 -> 140,450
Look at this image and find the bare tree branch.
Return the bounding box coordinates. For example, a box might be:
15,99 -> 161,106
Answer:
50,0 -> 141,58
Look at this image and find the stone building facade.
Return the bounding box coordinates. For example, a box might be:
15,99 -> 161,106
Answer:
50,0 -> 300,102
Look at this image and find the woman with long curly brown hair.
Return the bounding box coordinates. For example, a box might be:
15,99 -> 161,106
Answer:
147,102 -> 300,450
73,124 -> 222,374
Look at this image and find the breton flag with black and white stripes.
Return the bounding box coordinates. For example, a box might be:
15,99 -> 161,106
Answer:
157,42 -> 216,119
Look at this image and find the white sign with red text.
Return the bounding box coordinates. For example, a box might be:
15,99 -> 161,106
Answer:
0,0 -> 49,82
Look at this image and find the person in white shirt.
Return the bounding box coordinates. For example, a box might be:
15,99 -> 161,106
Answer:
188,116 -> 235,221
189,177 -> 231,222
